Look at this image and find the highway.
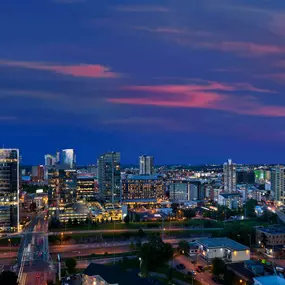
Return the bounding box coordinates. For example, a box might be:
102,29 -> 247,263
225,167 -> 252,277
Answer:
2,227 -> 223,238
17,211 -> 55,285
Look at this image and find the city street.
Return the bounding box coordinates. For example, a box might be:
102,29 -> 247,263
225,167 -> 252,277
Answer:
173,255 -> 215,285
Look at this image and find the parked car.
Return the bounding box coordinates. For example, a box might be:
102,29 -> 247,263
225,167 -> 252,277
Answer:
198,265 -> 204,271
196,267 -> 202,273
176,263 -> 185,270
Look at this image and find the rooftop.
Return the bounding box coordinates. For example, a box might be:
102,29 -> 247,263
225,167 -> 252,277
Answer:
197,237 -> 249,251
257,227 -> 285,235
253,276 -> 285,285
125,175 -> 161,180
219,193 -> 241,198
83,263 -> 157,285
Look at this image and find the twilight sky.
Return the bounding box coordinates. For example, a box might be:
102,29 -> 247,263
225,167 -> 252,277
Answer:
2,0 -> 285,165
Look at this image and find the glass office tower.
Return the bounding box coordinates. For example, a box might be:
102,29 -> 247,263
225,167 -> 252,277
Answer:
0,149 -> 19,232
97,152 -> 121,203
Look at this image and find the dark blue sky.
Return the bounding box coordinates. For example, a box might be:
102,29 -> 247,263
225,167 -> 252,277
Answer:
2,0 -> 285,165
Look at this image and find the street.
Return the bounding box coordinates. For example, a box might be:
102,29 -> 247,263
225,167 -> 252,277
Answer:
173,255 -> 215,285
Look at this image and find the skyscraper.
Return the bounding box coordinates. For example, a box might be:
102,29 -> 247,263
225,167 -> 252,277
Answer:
0,149 -> 19,232
44,154 -> 56,166
61,149 -> 76,169
223,159 -> 237,193
139,155 -> 154,175
270,165 -> 284,203
97,152 -> 121,203
48,168 -> 77,208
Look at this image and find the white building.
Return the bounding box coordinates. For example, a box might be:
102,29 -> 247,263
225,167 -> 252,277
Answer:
223,159 -> 237,193
196,237 -> 250,262
139,155 -> 154,175
218,193 -> 242,209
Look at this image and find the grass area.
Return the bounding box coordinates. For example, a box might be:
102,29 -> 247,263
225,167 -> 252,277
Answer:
51,219 -> 223,232
0,237 -> 21,246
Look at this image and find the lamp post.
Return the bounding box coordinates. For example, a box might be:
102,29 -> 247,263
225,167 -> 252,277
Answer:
248,234 -> 251,247
60,233 -> 63,245
8,239 -> 11,252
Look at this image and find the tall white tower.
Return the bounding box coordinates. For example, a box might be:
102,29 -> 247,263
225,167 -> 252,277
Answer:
139,155 -> 154,175
223,159 -> 237,193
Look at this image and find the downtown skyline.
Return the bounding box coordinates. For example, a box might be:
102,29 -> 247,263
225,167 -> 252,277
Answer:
2,0 -> 285,164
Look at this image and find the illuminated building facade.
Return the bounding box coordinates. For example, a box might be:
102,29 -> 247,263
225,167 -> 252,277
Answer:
48,168 -> 77,208
97,152 -> 121,203
223,159 -> 237,193
61,149 -> 76,169
270,165 -> 285,204
122,175 -> 165,202
0,149 -> 19,232
169,180 -> 190,201
77,176 -> 98,200
139,155 -> 154,175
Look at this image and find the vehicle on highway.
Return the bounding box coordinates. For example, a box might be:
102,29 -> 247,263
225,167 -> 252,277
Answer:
196,267 -> 202,273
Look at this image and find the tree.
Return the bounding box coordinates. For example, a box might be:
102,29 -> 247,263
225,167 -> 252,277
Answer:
73,218 -> 78,226
138,236 -> 173,271
245,199 -> 257,218
30,202 -> 37,212
178,240 -> 189,254
67,218 -> 72,226
65,258 -> 77,274
124,215 -> 130,224
212,258 -> 225,278
171,203 -> 179,215
47,281 -> 54,285
182,209 -> 196,219
138,229 -> 145,238
0,271 -> 18,285
167,268 -> 173,282
134,214 -> 141,222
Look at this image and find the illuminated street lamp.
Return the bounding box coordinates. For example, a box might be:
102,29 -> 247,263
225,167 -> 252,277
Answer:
8,239 -> 11,252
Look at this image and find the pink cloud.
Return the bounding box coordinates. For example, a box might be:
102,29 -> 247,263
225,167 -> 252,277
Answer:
122,81 -> 275,93
0,60 -> 120,78
114,6 -> 169,12
108,82 -> 284,117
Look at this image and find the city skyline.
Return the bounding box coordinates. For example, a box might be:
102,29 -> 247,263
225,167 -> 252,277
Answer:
2,1 -> 285,164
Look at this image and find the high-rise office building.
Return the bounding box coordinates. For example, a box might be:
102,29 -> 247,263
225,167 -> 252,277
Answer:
0,149 -> 19,232
139,155 -> 154,175
270,165 -> 284,203
44,154 -> 56,166
223,159 -> 237,193
61,149 -> 76,169
48,168 -> 77,208
97,152 -> 121,203
169,180 -> 190,201
122,175 -> 165,202
236,170 -> 255,185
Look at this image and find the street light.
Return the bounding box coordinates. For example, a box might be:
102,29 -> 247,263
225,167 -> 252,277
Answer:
8,239 -> 11,252
240,279 -> 243,284
60,233 -> 63,245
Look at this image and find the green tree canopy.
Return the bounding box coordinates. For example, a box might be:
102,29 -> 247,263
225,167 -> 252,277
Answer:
212,258 -> 225,277
65,258 -> 77,274
124,215 -> 130,224
178,240 -> 189,254
0,271 -> 18,285
138,236 -> 173,270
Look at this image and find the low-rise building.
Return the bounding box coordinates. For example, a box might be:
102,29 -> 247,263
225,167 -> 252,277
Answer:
218,193 -> 242,209
253,276 -> 285,285
256,226 -> 285,246
196,237 -> 250,262
82,263 -> 155,285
